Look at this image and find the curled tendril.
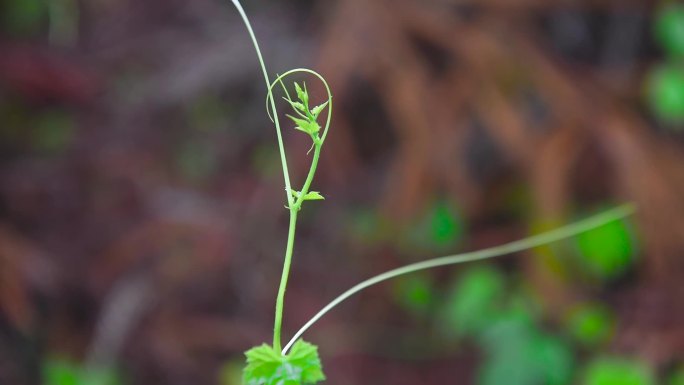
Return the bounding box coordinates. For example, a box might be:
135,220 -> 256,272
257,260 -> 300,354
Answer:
265,68 -> 334,145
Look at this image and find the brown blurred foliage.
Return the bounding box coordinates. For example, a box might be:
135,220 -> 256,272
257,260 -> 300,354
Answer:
0,0 -> 683,384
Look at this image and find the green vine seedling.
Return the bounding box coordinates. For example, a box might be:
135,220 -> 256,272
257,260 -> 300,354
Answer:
229,1 -> 636,384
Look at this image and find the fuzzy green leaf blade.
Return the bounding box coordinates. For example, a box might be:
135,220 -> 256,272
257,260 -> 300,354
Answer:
303,191 -> 325,201
242,341 -> 325,385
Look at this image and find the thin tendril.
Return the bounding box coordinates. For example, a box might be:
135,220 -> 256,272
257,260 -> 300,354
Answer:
282,204 -> 636,354
230,0 -> 293,205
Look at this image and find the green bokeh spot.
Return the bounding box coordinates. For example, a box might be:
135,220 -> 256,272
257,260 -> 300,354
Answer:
646,64 -> 684,125
347,208 -> 394,245
43,360 -> 80,385
1,0 -> 45,36
584,357 -> 654,385
80,367 -> 121,385
430,200 -> 463,247
478,331 -> 573,385
669,366 -> 684,385
32,110 -> 75,154
442,265 -> 505,337
393,273 -> 434,315
43,359 -> 121,385
574,216 -> 636,280
404,199 -> 464,252
478,303 -> 536,355
655,4 -> 684,58
479,348 -> 540,385
565,303 -> 615,347
220,360 -> 244,385
534,335 -> 574,385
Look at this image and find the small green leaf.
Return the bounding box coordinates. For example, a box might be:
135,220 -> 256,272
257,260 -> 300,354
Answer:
291,101 -> 307,114
310,101 -> 329,120
303,191 -> 325,201
286,115 -> 320,135
286,115 -> 309,131
282,97 -> 308,115
242,340 -> 325,385
294,82 -> 309,106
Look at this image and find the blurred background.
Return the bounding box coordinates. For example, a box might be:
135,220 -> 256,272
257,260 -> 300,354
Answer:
1,0 -> 684,384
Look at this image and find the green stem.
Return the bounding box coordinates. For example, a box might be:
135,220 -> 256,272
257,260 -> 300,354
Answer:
230,0 -> 294,206
293,143 -> 322,210
282,203 -> 636,354
231,1 -> 334,353
273,141 -> 321,350
273,210 -> 298,351
230,0 -> 301,352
